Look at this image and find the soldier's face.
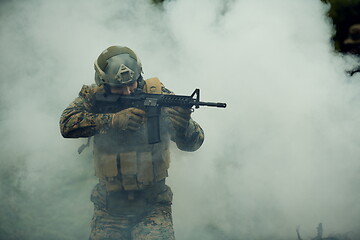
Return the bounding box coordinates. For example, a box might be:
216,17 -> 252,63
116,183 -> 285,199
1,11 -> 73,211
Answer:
110,81 -> 138,95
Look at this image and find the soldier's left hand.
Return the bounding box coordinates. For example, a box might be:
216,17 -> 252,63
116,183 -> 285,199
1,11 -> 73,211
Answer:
166,107 -> 192,131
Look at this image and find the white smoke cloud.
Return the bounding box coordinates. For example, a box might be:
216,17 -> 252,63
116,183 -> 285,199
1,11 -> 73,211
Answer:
1,0 -> 360,239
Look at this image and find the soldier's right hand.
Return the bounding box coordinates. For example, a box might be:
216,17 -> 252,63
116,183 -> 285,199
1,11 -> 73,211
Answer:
111,108 -> 145,131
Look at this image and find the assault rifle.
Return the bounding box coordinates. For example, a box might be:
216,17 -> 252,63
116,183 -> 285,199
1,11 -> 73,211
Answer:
95,88 -> 227,144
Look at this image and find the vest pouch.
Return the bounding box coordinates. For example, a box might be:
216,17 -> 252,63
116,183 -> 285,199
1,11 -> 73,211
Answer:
120,152 -> 138,190
94,151 -> 118,178
137,151 -> 154,187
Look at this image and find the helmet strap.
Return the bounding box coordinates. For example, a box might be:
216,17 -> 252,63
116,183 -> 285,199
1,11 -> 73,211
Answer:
103,84 -> 111,96
137,75 -> 145,89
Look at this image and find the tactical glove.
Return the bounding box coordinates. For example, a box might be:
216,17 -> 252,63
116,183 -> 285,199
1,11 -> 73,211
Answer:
111,108 -> 145,131
166,107 -> 192,132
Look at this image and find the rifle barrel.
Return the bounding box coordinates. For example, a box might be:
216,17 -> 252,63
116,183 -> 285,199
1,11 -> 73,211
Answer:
198,101 -> 227,108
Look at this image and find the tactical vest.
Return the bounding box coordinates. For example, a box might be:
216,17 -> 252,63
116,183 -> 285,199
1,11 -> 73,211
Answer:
93,78 -> 170,192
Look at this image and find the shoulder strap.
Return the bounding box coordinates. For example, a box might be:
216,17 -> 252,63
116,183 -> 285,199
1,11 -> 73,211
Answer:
144,77 -> 163,94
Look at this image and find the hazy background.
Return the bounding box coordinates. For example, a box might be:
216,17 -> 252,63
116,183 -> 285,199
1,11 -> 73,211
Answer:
1,0 -> 360,239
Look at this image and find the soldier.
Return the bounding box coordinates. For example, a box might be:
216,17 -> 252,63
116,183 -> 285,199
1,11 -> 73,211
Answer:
343,23 -> 360,76
343,23 -> 360,56
59,46 -> 204,240
324,0 -> 360,75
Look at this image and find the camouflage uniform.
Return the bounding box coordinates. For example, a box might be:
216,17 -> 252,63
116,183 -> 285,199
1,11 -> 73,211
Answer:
60,78 -> 204,240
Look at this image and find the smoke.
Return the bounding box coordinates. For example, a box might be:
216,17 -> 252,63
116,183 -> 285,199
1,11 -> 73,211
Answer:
1,0 -> 360,239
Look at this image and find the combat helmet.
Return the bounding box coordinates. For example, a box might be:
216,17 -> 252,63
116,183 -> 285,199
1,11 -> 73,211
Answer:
94,46 -> 143,87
